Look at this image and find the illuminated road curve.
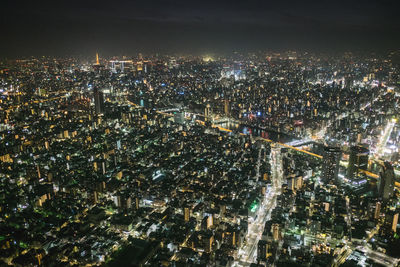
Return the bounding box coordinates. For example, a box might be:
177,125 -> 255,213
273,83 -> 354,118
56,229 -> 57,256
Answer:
202,120 -> 400,189
211,124 -> 400,188
128,102 -> 400,189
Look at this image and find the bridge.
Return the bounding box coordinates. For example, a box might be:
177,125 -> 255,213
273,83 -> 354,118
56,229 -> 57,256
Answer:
158,108 -> 180,113
208,123 -> 400,188
127,100 -> 400,188
285,138 -> 315,147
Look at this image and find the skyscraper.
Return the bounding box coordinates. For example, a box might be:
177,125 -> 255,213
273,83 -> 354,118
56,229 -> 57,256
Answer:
384,210 -> 399,232
224,99 -> 230,116
204,104 -> 211,121
378,161 -> 395,201
271,223 -> 280,241
347,145 -> 369,180
322,146 -> 342,184
93,87 -> 105,114
174,112 -> 185,124
374,201 -> 381,220
257,240 -> 269,261
184,207 -> 190,222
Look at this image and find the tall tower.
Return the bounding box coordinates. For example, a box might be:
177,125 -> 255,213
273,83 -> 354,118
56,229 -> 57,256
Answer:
93,87 -> 104,114
96,53 -> 100,65
224,99 -> 230,116
384,210 -> 399,232
322,146 -> 342,184
347,145 -> 369,180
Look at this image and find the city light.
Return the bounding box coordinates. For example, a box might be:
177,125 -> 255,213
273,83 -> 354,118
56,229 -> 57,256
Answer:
1,42 -> 400,267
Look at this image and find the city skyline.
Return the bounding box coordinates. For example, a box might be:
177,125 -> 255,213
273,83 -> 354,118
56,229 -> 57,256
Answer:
1,1 -> 400,266
1,51 -> 400,266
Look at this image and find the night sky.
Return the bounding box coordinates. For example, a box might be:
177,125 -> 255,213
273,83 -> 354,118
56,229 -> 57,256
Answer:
1,0 -> 399,57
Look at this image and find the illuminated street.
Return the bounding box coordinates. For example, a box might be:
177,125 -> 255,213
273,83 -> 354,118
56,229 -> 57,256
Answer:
234,146 -> 283,266
375,119 -> 396,158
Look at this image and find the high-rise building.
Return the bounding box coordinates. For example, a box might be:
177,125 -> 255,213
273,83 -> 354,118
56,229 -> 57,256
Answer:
288,176 -> 303,191
135,197 -> 140,210
322,146 -> 342,184
288,177 -> 295,191
204,104 -> 211,121
347,145 -> 369,180
184,207 -> 190,222
224,99 -> 230,116
93,87 -> 105,114
174,112 -> 185,124
384,210 -> 399,232
378,161 -> 395,201
257,240 -> 269,261
206,234 -> 214,253
374,201 -> 381,220
110,60 -> 134,73
272,223 -> 280,241
207,214 -> 213,228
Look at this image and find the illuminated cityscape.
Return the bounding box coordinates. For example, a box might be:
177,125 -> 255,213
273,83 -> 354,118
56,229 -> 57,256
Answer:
1,0 -> 400,266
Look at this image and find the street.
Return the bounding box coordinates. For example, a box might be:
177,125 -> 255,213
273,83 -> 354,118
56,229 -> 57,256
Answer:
234,145 -> 283,266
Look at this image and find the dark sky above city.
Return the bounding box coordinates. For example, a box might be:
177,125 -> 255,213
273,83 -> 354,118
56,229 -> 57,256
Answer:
1,0 -> 399,57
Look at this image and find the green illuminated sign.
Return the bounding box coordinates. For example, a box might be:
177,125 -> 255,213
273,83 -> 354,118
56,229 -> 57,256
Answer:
250,201 -> 258,212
